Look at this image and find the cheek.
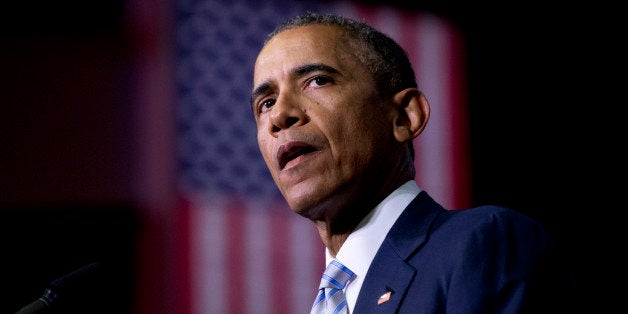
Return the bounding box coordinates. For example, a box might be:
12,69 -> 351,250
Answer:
257,133 -> 274,166
326,119 -> 373,167
334,113 -> 389,162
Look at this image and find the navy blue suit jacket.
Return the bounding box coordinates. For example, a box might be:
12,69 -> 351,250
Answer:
353,191 -> 573,313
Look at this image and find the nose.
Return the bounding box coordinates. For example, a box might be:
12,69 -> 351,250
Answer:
268,92 -> 306,135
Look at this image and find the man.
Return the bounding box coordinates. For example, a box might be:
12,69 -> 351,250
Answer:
250,12 -> 573,314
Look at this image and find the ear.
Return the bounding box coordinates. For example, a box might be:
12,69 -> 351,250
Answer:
391,88 -> 430,143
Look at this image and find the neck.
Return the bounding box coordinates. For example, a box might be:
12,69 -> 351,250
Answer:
314,175 -> 414,256
315,220 -> 348,257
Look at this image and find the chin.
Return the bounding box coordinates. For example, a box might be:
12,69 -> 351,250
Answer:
281,180 -> 335,219
285,196 -> 313,216
285,193 -> 323,220
293,206 -> 327,221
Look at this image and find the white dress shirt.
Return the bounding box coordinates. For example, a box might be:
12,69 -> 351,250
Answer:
325,180 -> 421,313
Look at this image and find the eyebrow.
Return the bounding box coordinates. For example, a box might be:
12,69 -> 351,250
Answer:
250,63 -> 340,108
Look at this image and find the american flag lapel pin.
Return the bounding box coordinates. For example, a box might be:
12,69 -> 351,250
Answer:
377,291 -> 392,305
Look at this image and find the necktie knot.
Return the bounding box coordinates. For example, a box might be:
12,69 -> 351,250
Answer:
311,260 -> 355,314
319,260 -> 354,290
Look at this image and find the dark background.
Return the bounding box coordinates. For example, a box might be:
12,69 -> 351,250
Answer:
438,2 -> 623,312
428,1 -> 623,312
1,1 -> 142,313
1,0 -> 622,313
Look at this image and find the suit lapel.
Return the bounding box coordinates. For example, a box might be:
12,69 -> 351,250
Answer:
353,242 -> 416,313
352,191 -> 445,313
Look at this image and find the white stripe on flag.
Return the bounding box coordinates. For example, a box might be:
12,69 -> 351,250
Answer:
243,198 -> 272,314
288,204 -> 324,312
414,14 -> 458,209
189,195 -> 322,313
190,196 -> 227,314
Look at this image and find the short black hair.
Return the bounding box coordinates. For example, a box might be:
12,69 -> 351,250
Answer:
265,12 -> 418,98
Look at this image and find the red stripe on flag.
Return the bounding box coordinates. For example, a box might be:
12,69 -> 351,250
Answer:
399,9 -> 421,62
174,197 -> 192,314
226,198 -> 247,313
446,27 -> 471,209
270,205 -> 291,313
353,4 -> 377,24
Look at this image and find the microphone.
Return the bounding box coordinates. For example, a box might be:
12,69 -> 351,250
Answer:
16,262 -> 102,314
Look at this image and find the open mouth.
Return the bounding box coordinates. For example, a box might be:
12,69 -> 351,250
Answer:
277,141 -> 317,170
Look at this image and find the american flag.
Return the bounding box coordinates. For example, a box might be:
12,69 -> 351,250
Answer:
175,0 -> 469,313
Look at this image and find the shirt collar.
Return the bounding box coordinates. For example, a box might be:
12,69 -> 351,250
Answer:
325,180 -> 420,309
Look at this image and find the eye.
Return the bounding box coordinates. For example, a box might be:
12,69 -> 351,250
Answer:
308,75 -> 334,87
259,98 -> 276,113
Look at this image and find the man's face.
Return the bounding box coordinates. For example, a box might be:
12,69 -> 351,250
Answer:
251,25 -> 394,219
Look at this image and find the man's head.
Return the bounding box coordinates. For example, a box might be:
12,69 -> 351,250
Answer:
250,12 -> 429,229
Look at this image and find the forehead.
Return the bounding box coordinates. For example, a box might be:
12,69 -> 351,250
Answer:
253,24 -> 361,82
261,24 -> 347,57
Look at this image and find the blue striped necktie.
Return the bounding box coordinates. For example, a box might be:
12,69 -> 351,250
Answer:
310,259 -> 355,314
